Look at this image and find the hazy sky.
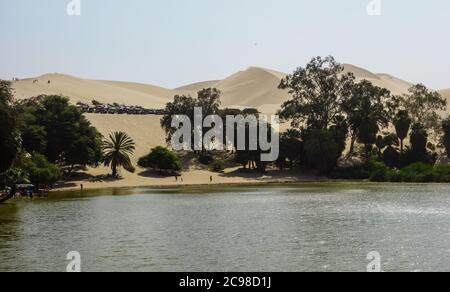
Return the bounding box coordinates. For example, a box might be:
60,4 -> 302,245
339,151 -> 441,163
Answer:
1,0 -> 449,89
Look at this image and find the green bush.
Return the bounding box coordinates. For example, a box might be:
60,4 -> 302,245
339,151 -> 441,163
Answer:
368,161 -> 392,182
366,162 -> 450,183
332,159 -> 388,180
370,169 -> 389,182
332,160 -> 450,183
211,160 -> 225,172
199,155 -> 214,165
331,164 -> 371,179
388,171 -> 403,182
138,146 -> 182,175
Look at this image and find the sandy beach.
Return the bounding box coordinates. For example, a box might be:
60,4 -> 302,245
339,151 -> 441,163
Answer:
54,166 -> 328,192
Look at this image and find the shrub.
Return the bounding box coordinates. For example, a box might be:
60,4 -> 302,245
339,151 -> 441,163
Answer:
332,159 -> 388,180
199,154 -> 214,165
368,161 -> 391,182
211,160 -> 225,172
331,163 -> 371,180
138,146 -> 182,175
388,171 -> 403,182
386,163 -> 450,183
369,168 -> 389,182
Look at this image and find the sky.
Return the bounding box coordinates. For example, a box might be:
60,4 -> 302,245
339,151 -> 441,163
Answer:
1,0 -> 450,89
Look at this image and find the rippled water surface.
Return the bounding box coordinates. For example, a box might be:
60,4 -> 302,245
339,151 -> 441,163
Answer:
1,183 -> 450,272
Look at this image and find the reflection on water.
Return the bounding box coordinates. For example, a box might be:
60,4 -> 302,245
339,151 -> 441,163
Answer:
1,183 -> 450,272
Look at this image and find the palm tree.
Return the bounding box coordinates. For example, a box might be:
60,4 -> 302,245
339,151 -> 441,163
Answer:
101,132 -> 136,177
394,110 -> 411,156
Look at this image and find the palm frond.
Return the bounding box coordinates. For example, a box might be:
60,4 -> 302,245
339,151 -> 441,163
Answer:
101,131 -> 136,175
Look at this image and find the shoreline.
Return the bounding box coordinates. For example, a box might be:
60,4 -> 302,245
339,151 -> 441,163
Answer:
50,178 -> 450,195
51,179 -> 334,193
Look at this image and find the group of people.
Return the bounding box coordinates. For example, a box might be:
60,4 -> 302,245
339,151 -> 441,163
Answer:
32,79 -> 51,84
1,185 -> 47,201
174,176 -> 214,183
11,78 -> 51,84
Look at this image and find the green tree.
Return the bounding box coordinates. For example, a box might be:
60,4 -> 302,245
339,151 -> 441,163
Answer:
442,117 -> 450,158
0,81 -> 20,173
303,129 -> 341,174
278,56 -> 354,173
235,150 -> 252,170
19,95 -> 102,170
382,134 -> 400,168
0,167 -> 30,187
402,84 -> 447,131
343,80 -> 395,158
232,117 -> 277,173
65,124 -> 103,173
161,88 -> 221,148
277,130 -> 303,170
329,115 -> 349,160
22,154 -> 61,190
393,110 -> 411,156
410,124 -> 428,158
102,132 -> 136,177
197,88 -> 221,116
161,94 -> 196,145
279,56 -> 355,130
375,135 -> 386,157
405,123 -> 435,165
138,146 -> 182,175
382,146 -> 399,169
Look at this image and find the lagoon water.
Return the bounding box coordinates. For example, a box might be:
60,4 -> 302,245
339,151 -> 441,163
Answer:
1,183 -> 450,272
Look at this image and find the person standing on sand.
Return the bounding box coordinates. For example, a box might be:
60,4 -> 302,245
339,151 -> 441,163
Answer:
210,176 -> 213,183
80,184 -> 83,191
175,175 -> 178,182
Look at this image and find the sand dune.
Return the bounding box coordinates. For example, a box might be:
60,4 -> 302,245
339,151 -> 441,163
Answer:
212,67 -> 288,108
12,73 -> 172,108
440,89 -> 450,100
343,64 -> 412,95
85,114 -> 166,162
95,80 -> 175,99
176,80 -> 220,92
178,65 -> 413,110
12,64 -> 419,111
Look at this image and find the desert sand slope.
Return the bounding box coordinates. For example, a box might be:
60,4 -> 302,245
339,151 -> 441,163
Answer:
12,74 -> 172,108
343,64 -> 412,95
95,80 -> 176,99
85,114 -> 166,162
176,65 -> 413,112
212,67 -> 288,108
176,80 -> 221,92
440,89 -> 450,100
12,64 -> 417,112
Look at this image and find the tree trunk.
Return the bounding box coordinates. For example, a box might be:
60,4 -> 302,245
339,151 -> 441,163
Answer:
112,164 -> 117,177
67,164 -> 75,175
347,134 -> 357,159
